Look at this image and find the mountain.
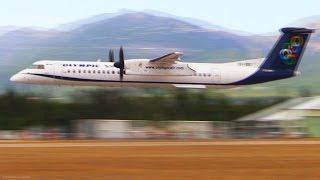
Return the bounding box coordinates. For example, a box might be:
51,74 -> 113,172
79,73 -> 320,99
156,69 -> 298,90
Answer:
35,12 -> 269,62
57,9 -> 253,36
69,12 -> 255,50
0,11 -> 319,94
141,9 -> 253,36
0,26 -> 21,36
141,10 -> 226,31
56,9 -> 136,31
0,28 -> 61,65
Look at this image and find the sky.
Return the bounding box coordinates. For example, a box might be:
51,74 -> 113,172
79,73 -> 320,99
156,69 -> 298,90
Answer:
1,0 -> 320,33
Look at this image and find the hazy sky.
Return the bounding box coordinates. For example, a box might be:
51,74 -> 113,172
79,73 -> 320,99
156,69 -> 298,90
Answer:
1,0 -> 320,33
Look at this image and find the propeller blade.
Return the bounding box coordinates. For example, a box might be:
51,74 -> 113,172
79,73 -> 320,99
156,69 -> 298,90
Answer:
120,68 -> 124,80
109,49 -> 114,62
119,46 -> 124,81
119,46 -> 124,68
113,46 -> 125,81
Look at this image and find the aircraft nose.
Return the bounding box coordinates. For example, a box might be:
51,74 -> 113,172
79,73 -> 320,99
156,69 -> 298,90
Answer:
10,74 -> 18,82
10,74 -> 25,83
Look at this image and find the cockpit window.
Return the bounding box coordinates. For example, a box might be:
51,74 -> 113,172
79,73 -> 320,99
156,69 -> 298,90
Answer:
29,64 -> 45,69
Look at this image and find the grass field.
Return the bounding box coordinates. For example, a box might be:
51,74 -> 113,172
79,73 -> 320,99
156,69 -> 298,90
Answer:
0,139 -> 320,180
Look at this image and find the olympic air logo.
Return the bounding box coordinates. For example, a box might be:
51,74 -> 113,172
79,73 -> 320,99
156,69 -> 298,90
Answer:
279,36 -> 304,65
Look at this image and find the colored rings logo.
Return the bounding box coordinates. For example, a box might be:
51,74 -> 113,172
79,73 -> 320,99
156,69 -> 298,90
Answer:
279,36 -> 304,65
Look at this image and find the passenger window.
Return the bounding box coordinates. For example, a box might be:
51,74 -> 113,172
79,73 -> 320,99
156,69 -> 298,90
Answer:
78,70 -> 81,73
73,70 -> 76,73
67,70 -> 70,73
88,70 -> 91,73
83,70 -> 86,73
102,70 -> 105,74
93,70 -> 96,74
98,70 -> 101,74
112,71 -> 115,74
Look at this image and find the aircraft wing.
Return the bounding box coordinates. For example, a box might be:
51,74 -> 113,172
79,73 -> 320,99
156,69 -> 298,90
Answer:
149,52 -> 182,63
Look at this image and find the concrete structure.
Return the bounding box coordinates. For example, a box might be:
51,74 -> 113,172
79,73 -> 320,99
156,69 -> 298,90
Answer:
165,121 -> 213,139
235,96 -> 320,138
73,120 -> 226,139
74,120 -> 132,139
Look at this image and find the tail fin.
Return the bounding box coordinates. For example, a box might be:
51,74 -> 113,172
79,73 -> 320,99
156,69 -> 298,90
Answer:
260,27 -> 315,71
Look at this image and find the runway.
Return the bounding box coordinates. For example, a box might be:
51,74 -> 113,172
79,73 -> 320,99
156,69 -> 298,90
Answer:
1,139 -> 320,179
1,140 -> 320,147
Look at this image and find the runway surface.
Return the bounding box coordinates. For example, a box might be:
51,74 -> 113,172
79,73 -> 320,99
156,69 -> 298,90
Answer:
1,140 -> 320,147
1,139 -> 320,179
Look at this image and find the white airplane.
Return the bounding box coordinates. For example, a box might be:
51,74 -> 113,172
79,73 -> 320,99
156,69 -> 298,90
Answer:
10,27 -> 314,89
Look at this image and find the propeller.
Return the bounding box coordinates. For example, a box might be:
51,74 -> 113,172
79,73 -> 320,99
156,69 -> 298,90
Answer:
114,46 -> 125,81
108,49 -> 114,62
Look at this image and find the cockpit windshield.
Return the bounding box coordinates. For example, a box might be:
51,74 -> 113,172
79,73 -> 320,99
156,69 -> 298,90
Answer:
29,64 -> 44,69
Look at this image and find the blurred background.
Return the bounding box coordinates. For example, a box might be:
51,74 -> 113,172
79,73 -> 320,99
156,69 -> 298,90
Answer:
1,0 -> 320,140
1,88 -> 318,140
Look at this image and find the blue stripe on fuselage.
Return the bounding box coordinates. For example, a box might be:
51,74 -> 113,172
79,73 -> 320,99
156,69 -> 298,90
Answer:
26,70 -> 295,86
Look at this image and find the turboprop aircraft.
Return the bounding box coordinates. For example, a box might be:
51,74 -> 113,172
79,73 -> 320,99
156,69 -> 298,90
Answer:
10,27 -> 314,89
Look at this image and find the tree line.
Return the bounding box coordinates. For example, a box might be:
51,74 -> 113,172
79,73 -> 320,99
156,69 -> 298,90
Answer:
0,89 -> 285,130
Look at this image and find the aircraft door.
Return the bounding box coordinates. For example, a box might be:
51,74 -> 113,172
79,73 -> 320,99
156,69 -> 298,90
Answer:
54,63 -> 64,85
212,68 -> 220,84
44,63 -> 55,84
